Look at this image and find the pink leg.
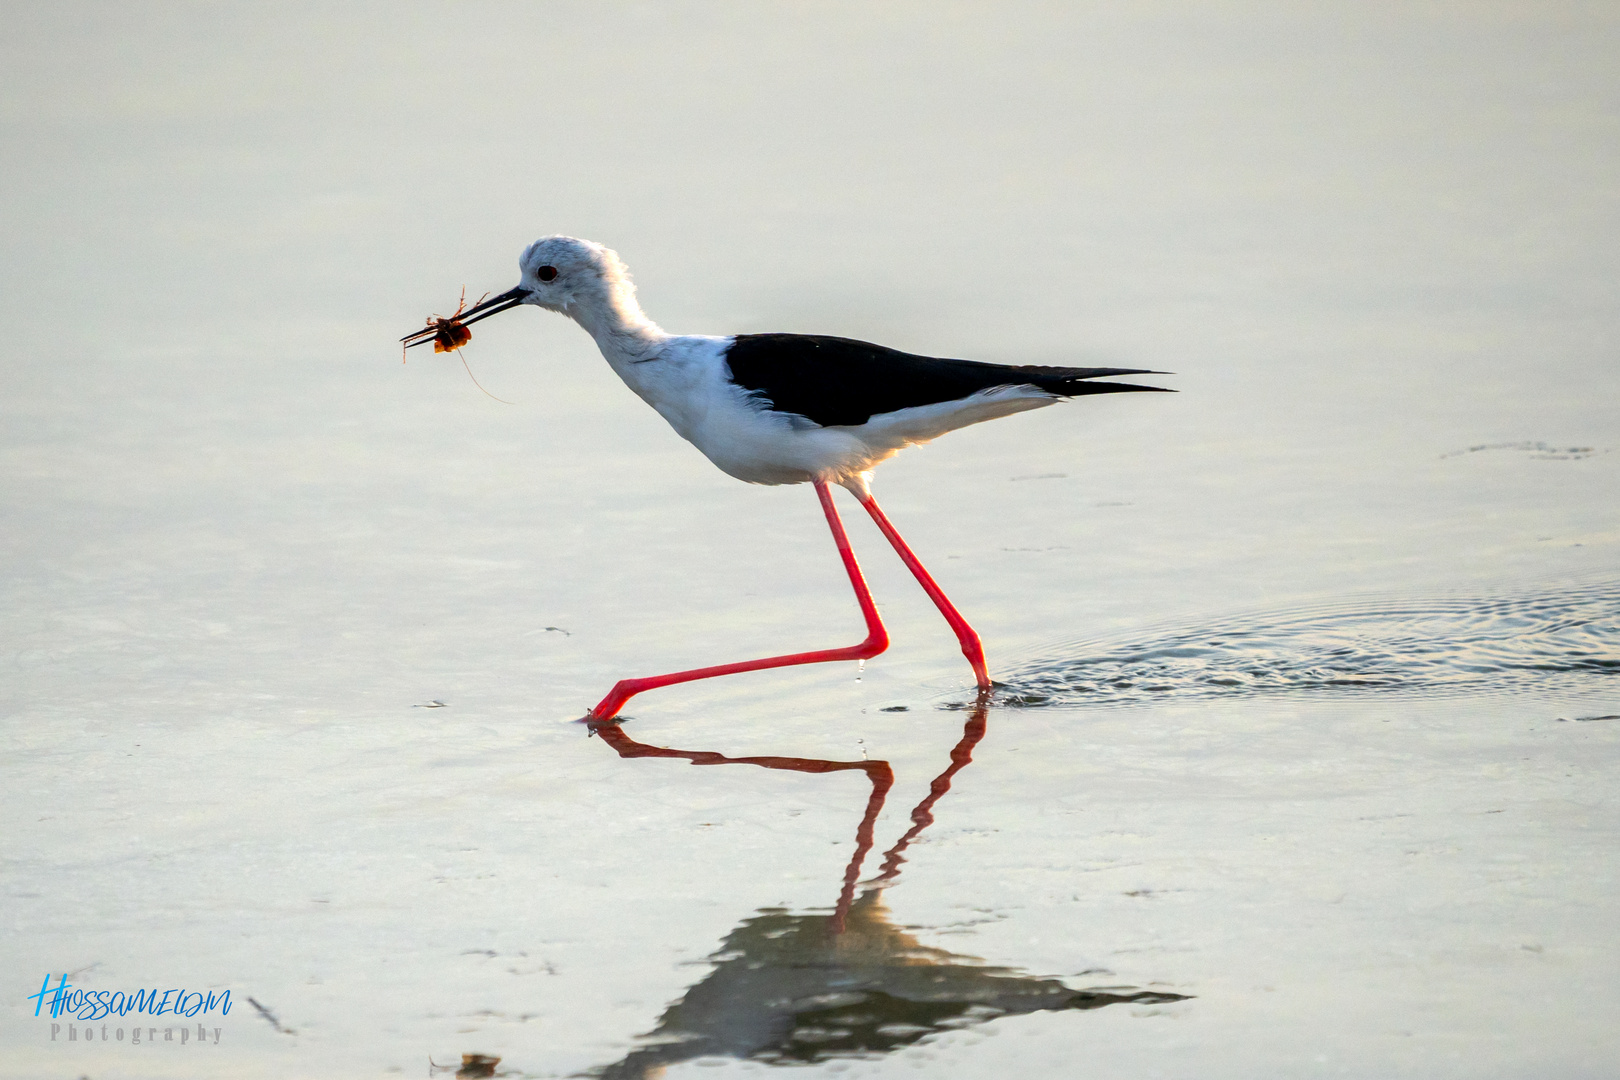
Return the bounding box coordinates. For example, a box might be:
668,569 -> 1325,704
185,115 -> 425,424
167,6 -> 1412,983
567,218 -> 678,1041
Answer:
857,493 -> 992,689
584,481 -> 889,720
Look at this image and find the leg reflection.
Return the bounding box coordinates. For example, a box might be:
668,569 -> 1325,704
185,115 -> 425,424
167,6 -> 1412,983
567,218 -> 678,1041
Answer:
588,720 -> 893,931
581,699 -> 1189,1077
588,693 -> 992,920
870,704 -> 989,885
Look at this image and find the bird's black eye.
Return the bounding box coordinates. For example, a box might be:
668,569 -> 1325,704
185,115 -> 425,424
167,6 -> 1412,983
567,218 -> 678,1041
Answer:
536,265 -> 558,282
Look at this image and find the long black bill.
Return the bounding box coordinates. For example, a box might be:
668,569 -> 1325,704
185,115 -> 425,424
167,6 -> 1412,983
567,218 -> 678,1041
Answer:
400,285 -> 532,349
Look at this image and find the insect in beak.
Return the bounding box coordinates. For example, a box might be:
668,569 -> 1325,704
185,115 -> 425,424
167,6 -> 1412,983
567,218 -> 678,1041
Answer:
401,285 -> 532,353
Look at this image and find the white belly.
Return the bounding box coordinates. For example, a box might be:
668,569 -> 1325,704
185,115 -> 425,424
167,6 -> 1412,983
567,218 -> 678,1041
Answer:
669,383 -> 1061,490
666,392 -> 879,486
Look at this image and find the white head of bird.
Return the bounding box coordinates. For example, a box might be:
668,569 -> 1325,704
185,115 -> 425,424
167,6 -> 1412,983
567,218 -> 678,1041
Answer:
517,235 -> 663,346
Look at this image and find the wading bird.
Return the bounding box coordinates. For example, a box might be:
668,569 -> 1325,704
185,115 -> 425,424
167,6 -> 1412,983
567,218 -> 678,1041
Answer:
402,237 -> 1168,720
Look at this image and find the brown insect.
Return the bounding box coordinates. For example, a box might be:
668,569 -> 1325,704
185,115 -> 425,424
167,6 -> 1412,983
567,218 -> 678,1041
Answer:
420,287 -> 481,355
400,287 -> 514,404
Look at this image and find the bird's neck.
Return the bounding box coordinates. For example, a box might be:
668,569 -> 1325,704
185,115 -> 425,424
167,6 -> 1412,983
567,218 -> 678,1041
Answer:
567,281 -> 669,360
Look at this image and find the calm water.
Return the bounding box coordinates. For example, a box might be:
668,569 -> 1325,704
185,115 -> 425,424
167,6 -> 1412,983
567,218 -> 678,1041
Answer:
3,4 -> 1618,1078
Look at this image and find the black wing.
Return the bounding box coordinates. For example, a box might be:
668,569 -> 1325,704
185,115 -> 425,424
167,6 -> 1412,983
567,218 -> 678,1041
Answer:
724,334 -> 1170,427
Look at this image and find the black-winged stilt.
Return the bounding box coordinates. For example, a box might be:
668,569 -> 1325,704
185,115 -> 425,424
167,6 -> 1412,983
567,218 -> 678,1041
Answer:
402,237 -> 1169,720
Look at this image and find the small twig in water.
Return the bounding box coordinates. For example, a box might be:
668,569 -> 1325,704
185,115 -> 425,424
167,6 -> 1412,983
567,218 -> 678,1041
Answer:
247,996 -> 295,1035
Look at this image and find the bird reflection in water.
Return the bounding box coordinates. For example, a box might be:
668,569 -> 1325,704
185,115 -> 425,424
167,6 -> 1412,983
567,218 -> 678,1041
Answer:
584,699 -> 1187,1075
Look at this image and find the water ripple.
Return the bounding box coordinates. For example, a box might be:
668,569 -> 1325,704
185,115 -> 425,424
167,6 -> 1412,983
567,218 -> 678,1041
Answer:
982,580 -> 1620,709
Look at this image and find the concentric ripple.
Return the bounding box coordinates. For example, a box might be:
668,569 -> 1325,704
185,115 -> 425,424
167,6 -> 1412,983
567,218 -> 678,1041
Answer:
983,580 -> 1620,709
